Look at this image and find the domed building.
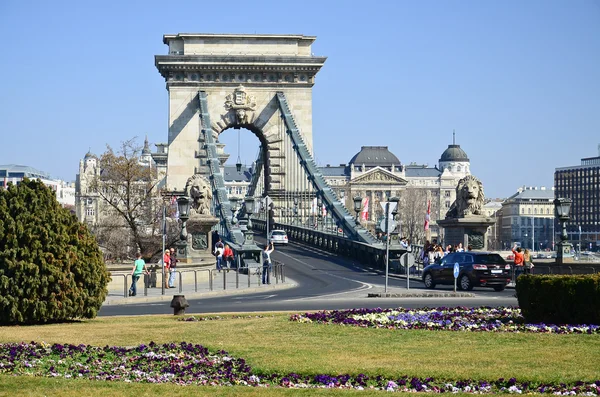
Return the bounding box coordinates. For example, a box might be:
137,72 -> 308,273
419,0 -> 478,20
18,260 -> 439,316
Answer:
319,140 -> 471,242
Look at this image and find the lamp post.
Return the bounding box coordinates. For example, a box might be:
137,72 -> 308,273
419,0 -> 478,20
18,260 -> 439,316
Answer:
243,197 -> 256,247
530,199 -> 535,254
578,225 -> 582,256
176,196 -> 191,256
554,198 -> 573,264
230,198 -> 239,226
384,197 -> 399,293
353,196 -> 362,225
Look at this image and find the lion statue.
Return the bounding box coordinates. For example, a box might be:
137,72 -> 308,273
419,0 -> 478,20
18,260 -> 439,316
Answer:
184,174 -> 213,216
445,175 -> 485,218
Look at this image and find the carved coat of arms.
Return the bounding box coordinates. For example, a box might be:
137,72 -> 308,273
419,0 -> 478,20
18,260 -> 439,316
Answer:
225,85 -> 257,124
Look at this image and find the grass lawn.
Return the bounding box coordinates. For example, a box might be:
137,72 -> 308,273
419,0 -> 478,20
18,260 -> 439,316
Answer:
1,312 -> 599,395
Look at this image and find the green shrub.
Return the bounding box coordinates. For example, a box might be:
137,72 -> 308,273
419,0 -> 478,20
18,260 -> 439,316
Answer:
0,179 -> 110,325
516,273 -> 600,325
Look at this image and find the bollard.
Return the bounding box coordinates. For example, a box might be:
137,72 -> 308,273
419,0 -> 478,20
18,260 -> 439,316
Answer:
170,295 -> 189,315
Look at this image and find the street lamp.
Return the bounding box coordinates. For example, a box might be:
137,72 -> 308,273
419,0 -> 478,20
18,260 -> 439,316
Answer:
353,196 -> 362,225
242,196 -> 256,246
554,197 -> 573,264
230,198 -> 239,225
383,197 -> 399,293
175,195 -> 191,268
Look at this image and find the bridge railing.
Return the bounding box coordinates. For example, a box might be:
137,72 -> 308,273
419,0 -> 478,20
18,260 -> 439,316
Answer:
253,219 -> 414,272
110,263 -> 286,298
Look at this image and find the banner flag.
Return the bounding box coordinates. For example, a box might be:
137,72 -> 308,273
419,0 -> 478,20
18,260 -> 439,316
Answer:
424,199 -> 431,231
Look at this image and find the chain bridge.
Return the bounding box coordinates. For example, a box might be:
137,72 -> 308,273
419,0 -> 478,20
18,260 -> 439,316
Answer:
155,33 -> 410,268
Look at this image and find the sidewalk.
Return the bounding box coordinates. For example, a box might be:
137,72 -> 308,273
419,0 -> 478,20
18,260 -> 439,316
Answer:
104,266 -> 295,305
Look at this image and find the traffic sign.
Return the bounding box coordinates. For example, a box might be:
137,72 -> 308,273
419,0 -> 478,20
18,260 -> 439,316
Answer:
400,252 -> 415,267
379,201 -> 397,217
379,219 -> 397,233
453,263 -> 460,278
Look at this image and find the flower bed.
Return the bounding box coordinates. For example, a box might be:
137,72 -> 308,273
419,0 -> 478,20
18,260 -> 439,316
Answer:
1,341 -> 599,394
289,307 -> 600,334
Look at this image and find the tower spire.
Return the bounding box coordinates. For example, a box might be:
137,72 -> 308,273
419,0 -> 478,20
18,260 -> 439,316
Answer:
453,129 -> 455,145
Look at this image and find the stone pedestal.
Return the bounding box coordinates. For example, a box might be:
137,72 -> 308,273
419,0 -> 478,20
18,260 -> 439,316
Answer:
183,215 -> 219,264
438,216 -> 495,251
556,241 -> 574,264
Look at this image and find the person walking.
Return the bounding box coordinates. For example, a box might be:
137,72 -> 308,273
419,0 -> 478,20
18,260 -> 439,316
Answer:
163,249 -> 171,289
214,238 -> 224,272
223,244 -> 234,272
262,242 -> 274,285
523,249 -> 534,274
129,252 -> 149,297
512,244 -> 525,281
168,248 -> 177,288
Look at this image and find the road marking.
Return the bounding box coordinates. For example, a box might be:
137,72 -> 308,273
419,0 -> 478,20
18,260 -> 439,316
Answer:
276,250 -> 375,300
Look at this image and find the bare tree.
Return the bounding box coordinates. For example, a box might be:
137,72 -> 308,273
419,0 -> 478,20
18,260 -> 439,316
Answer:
398,188 -> 439,245
90,138 -> 171,257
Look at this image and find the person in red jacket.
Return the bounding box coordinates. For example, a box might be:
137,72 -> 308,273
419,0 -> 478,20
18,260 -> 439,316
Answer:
512,244 -> 524,281
223,244 -> 234,272
162,249 -> 171,289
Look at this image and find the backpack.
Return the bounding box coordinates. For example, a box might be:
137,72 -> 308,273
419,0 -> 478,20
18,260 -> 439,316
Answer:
262,250 -> 269,262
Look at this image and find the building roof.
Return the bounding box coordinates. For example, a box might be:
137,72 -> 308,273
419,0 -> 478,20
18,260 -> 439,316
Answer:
223,165 -> 252,182
404,166 -> 441,178
439,144 -> 469,162
507,187 -> 555,201
84,150 -> 97,160
142,136 -> 151,156
0,164 -> 50,179
348,146 -> 400,167
319,165 -> 348,177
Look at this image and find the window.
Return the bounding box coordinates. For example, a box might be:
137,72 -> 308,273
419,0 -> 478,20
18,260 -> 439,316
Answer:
86,208 -> 95,216
445,191 -> 451,197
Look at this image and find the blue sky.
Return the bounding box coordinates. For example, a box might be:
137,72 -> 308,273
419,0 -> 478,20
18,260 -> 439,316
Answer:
1,0 -> 599,199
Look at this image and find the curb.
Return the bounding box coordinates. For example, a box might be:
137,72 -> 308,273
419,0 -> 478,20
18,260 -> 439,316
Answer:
367,292 -> 476,298
103,280 -> 297,306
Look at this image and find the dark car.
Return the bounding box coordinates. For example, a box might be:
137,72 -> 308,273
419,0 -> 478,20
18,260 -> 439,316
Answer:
422,252 -> 511,292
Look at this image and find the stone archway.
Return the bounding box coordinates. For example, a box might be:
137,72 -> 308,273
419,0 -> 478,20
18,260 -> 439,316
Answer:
155,33 -> 326,194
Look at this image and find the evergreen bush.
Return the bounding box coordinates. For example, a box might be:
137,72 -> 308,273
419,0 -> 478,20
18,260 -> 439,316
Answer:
0,179 -> 110,325
516,273 -> 600,325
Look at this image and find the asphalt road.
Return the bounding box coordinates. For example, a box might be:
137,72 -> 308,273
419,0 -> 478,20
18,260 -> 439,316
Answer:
99,238 -> 518,317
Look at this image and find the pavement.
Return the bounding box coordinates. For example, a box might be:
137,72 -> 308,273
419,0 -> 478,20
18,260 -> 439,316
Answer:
104,266 -> 297,305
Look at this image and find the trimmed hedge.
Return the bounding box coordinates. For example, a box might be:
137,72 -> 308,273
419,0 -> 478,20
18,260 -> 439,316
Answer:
516,274 -> 600,325
0,179 -> 110,325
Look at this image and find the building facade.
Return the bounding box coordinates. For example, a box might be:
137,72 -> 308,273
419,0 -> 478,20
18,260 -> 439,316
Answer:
554,148 -> 600,252
499,186 -> 555,251
482,201 -> 502,250
319,141 -> 471,242
75,137 -> 160,226
0,164 -> 75,207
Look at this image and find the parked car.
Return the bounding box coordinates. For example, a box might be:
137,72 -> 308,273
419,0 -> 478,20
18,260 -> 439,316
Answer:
422,252 -> 511,292
268,229 -> 288,244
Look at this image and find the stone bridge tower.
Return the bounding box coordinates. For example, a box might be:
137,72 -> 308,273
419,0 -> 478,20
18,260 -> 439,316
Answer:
155,33 -> 326,194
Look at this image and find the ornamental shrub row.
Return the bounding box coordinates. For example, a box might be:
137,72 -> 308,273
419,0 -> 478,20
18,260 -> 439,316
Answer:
0,179 -> 110,325
516,273 -> 600,325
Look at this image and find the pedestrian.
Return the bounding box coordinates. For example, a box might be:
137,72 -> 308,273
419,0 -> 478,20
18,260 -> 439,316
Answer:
445,244 -> 453,255
523,249 -> 534,274
223,244 -> 234,272
163,249 -> 171,289
400,237 -> 409,249
168,247 -> 177,288
457,242 -> 465,252
262,242 -> 274,285
129,252 -> 148,297
434,245 -> 444,263
214,238 -> 224,272
512,244 -> 524,281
